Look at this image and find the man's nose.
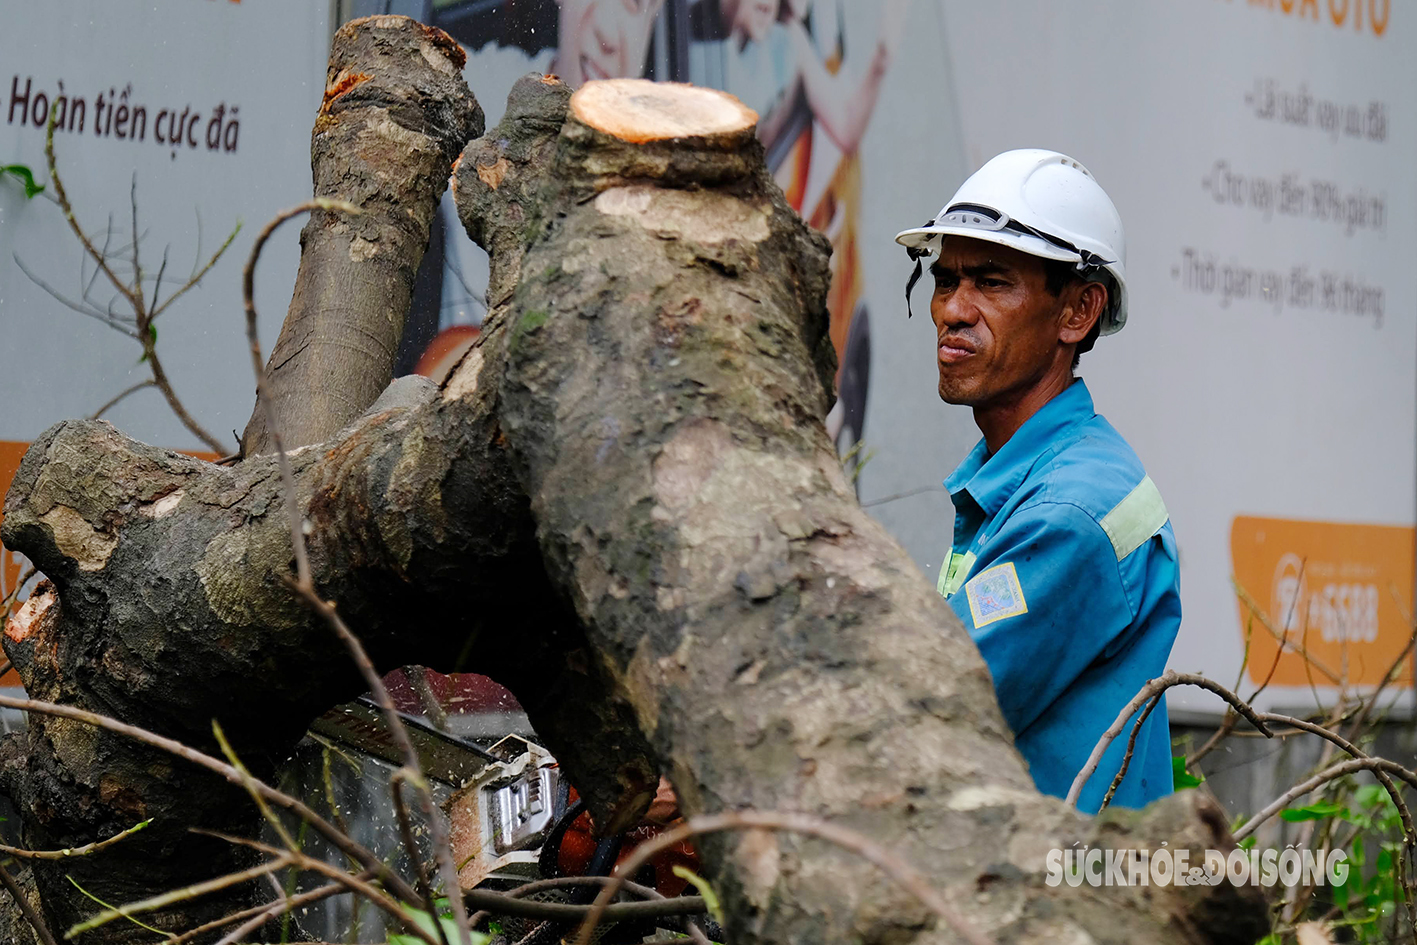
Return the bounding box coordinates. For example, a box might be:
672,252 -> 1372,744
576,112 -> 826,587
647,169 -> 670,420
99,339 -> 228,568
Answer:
935,285 -> 981,327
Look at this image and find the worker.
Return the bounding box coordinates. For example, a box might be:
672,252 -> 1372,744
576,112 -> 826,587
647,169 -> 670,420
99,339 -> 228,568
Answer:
895,149 -> 1181,813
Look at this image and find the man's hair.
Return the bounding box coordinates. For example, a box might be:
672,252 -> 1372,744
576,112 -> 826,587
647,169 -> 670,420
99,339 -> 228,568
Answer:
1042,259 -> 1105,370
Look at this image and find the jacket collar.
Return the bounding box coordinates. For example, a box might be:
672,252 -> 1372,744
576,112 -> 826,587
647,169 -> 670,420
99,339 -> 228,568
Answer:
945,378 -> 1096,518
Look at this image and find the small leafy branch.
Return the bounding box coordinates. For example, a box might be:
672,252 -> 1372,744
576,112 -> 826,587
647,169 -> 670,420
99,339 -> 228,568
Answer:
1075,575 -> 1417,945
10,103 -> 240,453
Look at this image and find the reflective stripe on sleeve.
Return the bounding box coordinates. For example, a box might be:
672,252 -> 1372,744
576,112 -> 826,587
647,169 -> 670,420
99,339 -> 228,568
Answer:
1099,475 -> 1169,561
938,550 -> 976,598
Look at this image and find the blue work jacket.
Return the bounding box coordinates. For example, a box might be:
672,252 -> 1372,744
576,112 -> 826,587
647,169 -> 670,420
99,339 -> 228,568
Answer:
938,379 -> 1180,812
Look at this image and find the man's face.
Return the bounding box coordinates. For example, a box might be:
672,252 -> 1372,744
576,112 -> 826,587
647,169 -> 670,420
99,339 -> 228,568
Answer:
556,0 -> 665,85
928,236 -> 1077,408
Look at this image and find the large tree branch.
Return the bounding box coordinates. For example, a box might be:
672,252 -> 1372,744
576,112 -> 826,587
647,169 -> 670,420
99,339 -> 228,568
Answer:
482,78 -> 1267,944
241,16 -> 484,455
1,322 -> 656,938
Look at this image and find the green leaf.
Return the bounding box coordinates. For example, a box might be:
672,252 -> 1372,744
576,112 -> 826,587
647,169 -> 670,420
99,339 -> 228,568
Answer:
1238,835 -> 1257,850
136,325 -> 157,364
1,164 -> 45,198
1279,802 -> 1348,822
672,865 -> 724,926
389,904 -> 489,945
1354,783 -> 1387,808
1376,846 -> 1393,875
1333,873 -> 1351,910
1172,755 -> 1204,790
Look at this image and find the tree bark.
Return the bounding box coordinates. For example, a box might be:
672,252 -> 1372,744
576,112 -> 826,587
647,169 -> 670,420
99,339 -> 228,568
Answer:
477,78 -> 1268,944
0,51 -> 1268,945
1,327 -> 657,940
241,15 -> 484,456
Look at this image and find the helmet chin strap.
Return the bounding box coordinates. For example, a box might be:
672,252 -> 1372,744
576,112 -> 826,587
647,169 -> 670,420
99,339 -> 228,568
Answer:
902,218 -> 935,318
904,247 -> 929,319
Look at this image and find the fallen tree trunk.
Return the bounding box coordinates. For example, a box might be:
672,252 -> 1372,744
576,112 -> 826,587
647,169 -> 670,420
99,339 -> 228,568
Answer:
0,348 -> 653,939
475,78 -> 1268,944
0,28 -> 1267,945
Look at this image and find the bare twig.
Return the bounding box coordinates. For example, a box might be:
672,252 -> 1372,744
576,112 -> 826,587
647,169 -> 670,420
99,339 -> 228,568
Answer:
208,828 -> 708,930
1233,757 -> 1417,842
1233,581 -> 1342,685
240,202 -> 340,580
242,200 -> 475,945
210,834 -> 442,945
12,254 -> 140,337
151,220 -> 240,320
80,214 -> 116,304
0,818 -> 150,861
129,174 -> 145,317
212,721 -> 300,854
64,854 -> 293,937
2,567 -> 37,616
1344,611 -> 1417,743
149,243 -> 170,315
1186,709 -> 1240,769
406,665 -> 450,732
1183,602 -> 1295,759
461,889 -> 704,924
1098,693 -> 1161,812
39,100 -> 232,452
1068,671 -> 1272,806
571,810 -> 992,945
44,104 -> 140,314
0,861 -> 59,945
392,767 -> 450,945
0,692 -> 420,905
468,875 -> 712,945
89,379 -> 156,420
1260,711 -> 1417,837
1266,707 -> 1417,940
163,876 -> 361,945
468,874 -> 664,923
144,346 -> 225,452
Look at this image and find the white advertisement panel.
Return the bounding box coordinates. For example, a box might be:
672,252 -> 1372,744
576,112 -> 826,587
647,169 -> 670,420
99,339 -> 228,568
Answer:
0,1 -> 333,451
927,0 -> 1414,715
2,0 -> 1412,718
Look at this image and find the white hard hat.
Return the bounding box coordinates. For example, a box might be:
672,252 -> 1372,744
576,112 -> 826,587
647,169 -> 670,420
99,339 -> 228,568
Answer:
895,149 -> 1128,335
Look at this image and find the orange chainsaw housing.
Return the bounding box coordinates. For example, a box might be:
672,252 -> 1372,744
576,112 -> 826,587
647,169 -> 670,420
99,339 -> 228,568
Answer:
554,789 -> 701,897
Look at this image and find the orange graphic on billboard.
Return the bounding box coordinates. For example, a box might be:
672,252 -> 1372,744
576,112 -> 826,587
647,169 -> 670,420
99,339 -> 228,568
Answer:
1231,515 -> 1415,690
0,441 -> 34,688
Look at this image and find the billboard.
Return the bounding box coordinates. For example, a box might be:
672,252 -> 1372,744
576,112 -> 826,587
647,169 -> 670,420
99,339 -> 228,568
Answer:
930,1 -> 1414,715
2,0 -> 1413,718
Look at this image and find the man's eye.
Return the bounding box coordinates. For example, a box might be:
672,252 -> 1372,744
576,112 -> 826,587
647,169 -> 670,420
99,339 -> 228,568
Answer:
978,278 -> 1007,288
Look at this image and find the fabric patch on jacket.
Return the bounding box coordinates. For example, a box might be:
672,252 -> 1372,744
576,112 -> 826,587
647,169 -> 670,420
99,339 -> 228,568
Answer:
965,562 -> 1028,627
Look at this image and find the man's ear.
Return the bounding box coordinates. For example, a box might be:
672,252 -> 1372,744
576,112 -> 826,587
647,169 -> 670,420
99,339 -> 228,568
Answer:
1058,281 -> 1107,345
